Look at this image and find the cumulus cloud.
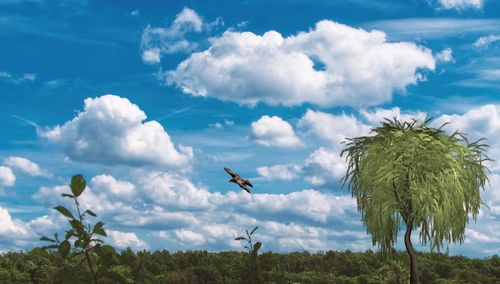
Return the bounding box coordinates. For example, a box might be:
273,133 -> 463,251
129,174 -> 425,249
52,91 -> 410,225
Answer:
437,0 -> 483,10
107,230 -> 149,250
296,107 -> 427,187
250,115 -> 303,148
360,107 -> 427,126
257,164 -> 301,181
39,94 -> 193,167
299,109 -> 371,147
433,104 -> 500,138
4,156 -> 52,177
435,48 -> 453,63
433,104 -> 500,172
473,35 -> 500,49
140,7 -> 221,64
0,166 -> 15,189
174,229 -> 206,246
31,172 -> 364,252
303,147 -> 346,186
166,20 -> 435,107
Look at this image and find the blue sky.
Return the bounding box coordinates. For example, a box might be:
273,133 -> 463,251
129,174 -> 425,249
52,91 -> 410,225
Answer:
1,0 -> 499,256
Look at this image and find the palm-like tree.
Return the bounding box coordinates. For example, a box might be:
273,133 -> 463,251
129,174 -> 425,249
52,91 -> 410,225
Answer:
340,118 -> 490,284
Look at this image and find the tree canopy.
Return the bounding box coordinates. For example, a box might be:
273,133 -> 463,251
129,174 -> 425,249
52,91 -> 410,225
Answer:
341,118 -> 490,251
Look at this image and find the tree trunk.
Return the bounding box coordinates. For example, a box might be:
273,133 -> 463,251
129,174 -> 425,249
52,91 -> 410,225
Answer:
404,220 -> 419,284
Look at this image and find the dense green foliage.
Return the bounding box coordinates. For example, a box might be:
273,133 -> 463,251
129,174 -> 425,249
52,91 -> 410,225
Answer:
341,118 -> 491,283
341,118 -> 490,251
0,249 -> 498,283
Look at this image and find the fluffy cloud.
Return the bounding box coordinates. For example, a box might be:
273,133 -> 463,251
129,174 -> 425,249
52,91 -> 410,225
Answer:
303,147 -> 346,186
433,104 -> 500,171
4,156 -> 52,177
438,0 -> 483,10
435,48 -> 453,63
32,172 -> 364,252
107,230 -> 149,250
299,109 -> 370,147
39,95 -> 193,167
257,164 -> 301,181
0,207 -> 31,237
141,7 -> 221,64
296,107 -> 427,187
473,35 -> 500,49
360,107 -> 427,126
250,115 -> 303,148
433,104 -> 500,140
166,20 -> 435,107
0,166 -> 15,189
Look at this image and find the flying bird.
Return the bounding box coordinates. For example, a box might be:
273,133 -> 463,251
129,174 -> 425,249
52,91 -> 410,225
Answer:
224,167 -> 253,194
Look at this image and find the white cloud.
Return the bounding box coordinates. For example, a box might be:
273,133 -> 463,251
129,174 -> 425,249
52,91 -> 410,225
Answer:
174,229 -> 206,246
166,20 -> 435,107
251,115 -> 303,148
130,9 -> 139,17
140,7 -> 221,64
107,230 -> 149,250
138,171 -> 215,210
303,147 -> 346,186
296,107 -> 427,186
90,174 -> 136,199
4,156 -> 52,177
210,119 -> 234,129
141,48 -> 161,64
433,104 -> 500,172
366,18 -> 500,40
0,166 -> 15,189
433,104 -> 500,137
299,109 -> 370,147
39,94 -> 193,167
0,71 -> 36,84
0,71 -> 12,78
0,207 -> 31,237
435,48 -> 454,63
473,35 -> 500,49
31,172 -> 363,252
438,0 -> 483,10
360,107 -> 427,126
257,164 -> 301,181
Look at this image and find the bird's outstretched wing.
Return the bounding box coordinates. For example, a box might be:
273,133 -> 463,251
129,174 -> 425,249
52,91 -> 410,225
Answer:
241,186 -> 251,194
224,167 -> 240,179
244,180 -> 253,188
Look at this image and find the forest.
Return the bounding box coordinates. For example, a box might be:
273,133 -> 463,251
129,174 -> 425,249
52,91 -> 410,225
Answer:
0,249 -> 499,283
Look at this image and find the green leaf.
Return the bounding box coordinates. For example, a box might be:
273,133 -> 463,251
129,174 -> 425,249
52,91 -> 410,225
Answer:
59,240 -> 71,259
65,229 -> 75,240
92,221 -> 106,236
61,193 -> 74,198
31,247 -> 49,258
54,206 -> 74,219
69,219 -> 84,234
84,209 -> 97,217
253,242 -> 262,253
40,236 -> 56,243
70,174 -> 86,197
94,245 -> 116,258
250,226 -> 259,235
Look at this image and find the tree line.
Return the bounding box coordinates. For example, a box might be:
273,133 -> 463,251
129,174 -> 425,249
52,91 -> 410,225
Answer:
0,248 -> 498,283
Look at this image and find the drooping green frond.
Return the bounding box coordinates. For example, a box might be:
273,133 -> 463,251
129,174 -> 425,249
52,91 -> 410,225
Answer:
341,118 -> 490,251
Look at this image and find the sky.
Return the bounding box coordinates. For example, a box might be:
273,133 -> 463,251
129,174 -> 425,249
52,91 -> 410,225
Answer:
0,0 -> 499,257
